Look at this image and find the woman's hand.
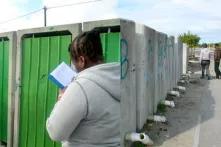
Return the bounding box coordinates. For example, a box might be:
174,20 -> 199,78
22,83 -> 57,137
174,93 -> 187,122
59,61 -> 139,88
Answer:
58,88 -> 66,101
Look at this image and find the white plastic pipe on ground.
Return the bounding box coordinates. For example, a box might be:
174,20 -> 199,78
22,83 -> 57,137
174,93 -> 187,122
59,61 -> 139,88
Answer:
148,115 -> 167,122
168,90 -> 180,97
178,80 -> 186,84
181,74 -> 190,81
125,133 -> 154,145
176,86 -> 186,92
162,100 -> 175,108
154,115 -> 167,122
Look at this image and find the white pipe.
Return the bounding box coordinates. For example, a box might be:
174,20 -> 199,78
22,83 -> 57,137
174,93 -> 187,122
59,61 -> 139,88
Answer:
148,115 -> 167,122
168,90 -> 180,97
125,133 -> 153,145
162,100 -> 175,108
181,74 -> 188,77
179,80 -> 186,84
181,75 -> 190,81
154,115 -> 167,122
176,86 -> 186,92
182,74 -> 190,78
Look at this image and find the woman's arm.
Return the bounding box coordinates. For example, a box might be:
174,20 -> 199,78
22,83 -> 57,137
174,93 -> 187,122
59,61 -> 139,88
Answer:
46,82 -> 87,141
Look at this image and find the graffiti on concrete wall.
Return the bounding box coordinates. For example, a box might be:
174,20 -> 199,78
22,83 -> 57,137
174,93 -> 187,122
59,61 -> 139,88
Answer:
120,38 -> 129,80
157,37 -> 166,99
148,39 -> 154,68
158,39 -> 164,77
146,39 -> 155,85
166,39 -> 173,76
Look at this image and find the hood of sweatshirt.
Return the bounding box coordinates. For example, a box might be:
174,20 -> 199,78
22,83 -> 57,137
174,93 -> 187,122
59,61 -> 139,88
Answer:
76,62 -> 120,101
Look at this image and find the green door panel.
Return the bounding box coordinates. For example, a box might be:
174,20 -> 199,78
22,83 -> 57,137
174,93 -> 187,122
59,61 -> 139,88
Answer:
0,38 -> 9,143
19,35 -> 71,147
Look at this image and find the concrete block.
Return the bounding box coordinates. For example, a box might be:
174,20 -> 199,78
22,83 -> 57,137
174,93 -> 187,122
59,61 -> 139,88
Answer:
120,19 -> 137,147
183,43 -> 188,74
83,18 -> 121,31
135,23 -> 156,130
155,32 -> 168,111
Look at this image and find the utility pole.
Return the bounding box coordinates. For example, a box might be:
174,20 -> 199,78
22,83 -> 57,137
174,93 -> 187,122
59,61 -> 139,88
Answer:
43,6 -> 47,27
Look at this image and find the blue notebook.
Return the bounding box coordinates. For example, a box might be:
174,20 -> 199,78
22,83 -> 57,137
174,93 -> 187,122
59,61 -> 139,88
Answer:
49,62 -> 77,89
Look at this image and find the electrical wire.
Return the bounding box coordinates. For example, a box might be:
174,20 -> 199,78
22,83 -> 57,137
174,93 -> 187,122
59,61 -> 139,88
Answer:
0,8 -> 43,25
0,0 -> 102,25
47,0 -> 102,9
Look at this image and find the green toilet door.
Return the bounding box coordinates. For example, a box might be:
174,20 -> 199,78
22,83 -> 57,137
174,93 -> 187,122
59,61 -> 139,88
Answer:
19,31 -> 120,147
19,35 -> 71,147
0,38 -> 9,143
100,32 -> 120,62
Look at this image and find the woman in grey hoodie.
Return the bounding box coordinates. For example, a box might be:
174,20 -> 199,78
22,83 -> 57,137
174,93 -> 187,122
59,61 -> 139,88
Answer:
46,29 -> 120,147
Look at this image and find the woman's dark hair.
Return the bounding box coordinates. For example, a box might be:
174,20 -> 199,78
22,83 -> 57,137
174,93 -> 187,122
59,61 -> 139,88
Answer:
68,29 -> 103,63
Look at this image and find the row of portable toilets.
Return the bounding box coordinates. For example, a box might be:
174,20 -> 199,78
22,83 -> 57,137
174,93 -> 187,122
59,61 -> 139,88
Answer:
0,19 -> 187,147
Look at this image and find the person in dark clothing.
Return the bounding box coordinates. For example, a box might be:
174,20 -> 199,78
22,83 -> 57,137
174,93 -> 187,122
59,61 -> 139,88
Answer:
214,43 -> 221,79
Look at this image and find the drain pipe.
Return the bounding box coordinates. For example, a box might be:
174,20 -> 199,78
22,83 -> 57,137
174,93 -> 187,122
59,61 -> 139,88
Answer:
178,79 -> 186,84
168,90 -> 180,97
161,100 -> 175,108
179,73 -> 191,84
148,115 -> 167,122
175,86 -> 186,92
125,132 -> 153,145
181,74 -> 190,79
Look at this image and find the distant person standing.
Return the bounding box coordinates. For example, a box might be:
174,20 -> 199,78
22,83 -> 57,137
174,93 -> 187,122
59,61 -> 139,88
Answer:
200,43 -> 211,79
214,43 -> 221,79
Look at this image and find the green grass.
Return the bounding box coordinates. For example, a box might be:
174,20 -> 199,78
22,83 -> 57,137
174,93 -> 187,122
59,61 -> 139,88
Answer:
157,103 -> 167,114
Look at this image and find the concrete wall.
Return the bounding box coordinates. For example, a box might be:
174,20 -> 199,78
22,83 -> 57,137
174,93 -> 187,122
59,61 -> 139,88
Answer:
169,36 -> 176,89
120,20 -> 183,134
167,36 -> 173,91
183,44 -> 188,74
134,24 -> 156,130
174,38 -> 184,83
154,32 -> 170,110
120,19 -> 137,147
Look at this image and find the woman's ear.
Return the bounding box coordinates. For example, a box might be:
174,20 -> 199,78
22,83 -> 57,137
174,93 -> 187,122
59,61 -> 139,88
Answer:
78,56 -> 86,69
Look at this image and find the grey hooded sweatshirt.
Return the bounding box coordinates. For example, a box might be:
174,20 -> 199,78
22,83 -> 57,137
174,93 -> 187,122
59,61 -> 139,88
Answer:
46,63 -> 120,147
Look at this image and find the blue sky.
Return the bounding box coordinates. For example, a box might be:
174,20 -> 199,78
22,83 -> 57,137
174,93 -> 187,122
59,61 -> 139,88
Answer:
0,0 -> 220,43
14,0 -> 43,12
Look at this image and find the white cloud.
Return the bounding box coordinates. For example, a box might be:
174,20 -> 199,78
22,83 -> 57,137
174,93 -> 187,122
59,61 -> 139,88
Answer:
0,0 -> 118,32
44,0 -> 118,26
117,0 -> 221,42
0,0 -> 44,32
0,1 -> 22,31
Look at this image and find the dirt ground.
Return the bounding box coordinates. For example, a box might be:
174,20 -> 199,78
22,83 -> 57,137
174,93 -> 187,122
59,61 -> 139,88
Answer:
141,59 -> 221,147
